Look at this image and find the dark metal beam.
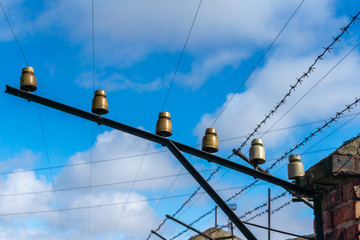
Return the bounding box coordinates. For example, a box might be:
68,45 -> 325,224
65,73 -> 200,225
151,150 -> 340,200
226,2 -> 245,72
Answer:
151,230 -> 167,240
314,196 -> 324,240
166,215 -> 215,240
5,85 -> 316,197
241,222 -> 316,240
166,141 -> 257,240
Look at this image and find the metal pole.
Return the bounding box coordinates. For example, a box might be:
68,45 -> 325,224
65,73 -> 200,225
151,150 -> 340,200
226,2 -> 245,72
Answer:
4,85 -> 316,197
166,215 -> 215,240
166,141 -> 257,240
314,196 -> 324,240
151,230 -> 168,240
231,221 -> 234,240
268,188 -> 271,240
215,206 -> 218,228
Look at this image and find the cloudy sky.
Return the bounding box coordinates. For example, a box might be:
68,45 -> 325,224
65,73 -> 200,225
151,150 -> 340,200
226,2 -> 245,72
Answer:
1,0 -> 360,239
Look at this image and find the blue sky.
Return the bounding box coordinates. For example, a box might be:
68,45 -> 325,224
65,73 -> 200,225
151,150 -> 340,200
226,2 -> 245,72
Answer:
1,0 -> 360,239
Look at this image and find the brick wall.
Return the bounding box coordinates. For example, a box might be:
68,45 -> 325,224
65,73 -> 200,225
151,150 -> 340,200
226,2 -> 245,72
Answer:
321,178 -> 360,240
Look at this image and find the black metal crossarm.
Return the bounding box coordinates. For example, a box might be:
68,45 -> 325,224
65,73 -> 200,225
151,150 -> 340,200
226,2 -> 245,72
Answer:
5,85 -> 323,240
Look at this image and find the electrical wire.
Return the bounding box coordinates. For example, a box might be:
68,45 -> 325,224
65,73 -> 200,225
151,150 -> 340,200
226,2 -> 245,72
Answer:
0,0 -> 29,66
88,1 -> 96,238
168,97 -> 360,239
0,185 -> 254,217
0,1 -> 69,236
236,10 -> 360,153
210,0 -> 305,127
149,3 -> 306,237
0,112 -> 356,179
259,41 -> 360,140
161,0 -> 203,112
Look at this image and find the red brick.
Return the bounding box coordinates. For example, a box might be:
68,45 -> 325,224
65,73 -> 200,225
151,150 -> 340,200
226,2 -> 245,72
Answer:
346,224 -> 360,239
343,181 -> 360,202
325,228 -> 346,240
323,211 -> 333,230
327,189 -> 342,210
333,201 -> 360,225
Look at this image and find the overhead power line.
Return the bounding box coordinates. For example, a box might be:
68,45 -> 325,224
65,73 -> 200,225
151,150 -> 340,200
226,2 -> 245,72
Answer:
148,3 -> 306,238
236,10 -> 360,153
169,97 -> 360,240
0,1 -> 69,236
161,0 -> 203,111
210,0 -> 305,127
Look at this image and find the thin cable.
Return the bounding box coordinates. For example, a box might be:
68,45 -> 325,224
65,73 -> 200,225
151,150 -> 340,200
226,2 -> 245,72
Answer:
0,0 -> 29,65
150,3 -> 305,237
210,0 -> 305,127
169,96 -> 360,239
272,113 -> 360,176
111,142 -> 151,239
161,0 -> 203,111
0,0 -> 68,235
0,185 -> 251,217
133,168 -> 184,240
37,106 -> 68,236
260,41 -> 360,139
88,1 -> 96,239
235,10 -> 360,153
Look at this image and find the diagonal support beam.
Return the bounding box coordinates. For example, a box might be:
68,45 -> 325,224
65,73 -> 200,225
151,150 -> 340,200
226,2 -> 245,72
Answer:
166,214 -> 215,240
151,230 -> 167,240
166,140 -> 257,240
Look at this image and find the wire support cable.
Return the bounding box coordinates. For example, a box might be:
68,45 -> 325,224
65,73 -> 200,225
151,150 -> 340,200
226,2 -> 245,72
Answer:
157,13 -> 360,235
210,0 -> 304,127
88,1 -> 96,238
0,1 -> 68,236
245,200 -> 293,222
0,0 -> 29,65
0,113 -> 357,178
234,9 -> 360,154
161,0 -> 203,111
259,41 -> 360,140
169,97 -> 360,239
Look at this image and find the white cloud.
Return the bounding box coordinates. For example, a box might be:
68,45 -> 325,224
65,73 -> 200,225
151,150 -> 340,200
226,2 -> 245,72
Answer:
2,0 -> 346,90
75,71 -> 166,92
194,46 -> 360,149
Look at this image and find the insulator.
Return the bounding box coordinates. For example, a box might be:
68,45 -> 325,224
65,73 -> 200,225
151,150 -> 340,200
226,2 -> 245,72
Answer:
202,128 -> 219,153
155,112 -> 172,137
287,154 -> 305,179
249,138 -> 266,165
20,66 -> 37,92
91,90 -> 109,115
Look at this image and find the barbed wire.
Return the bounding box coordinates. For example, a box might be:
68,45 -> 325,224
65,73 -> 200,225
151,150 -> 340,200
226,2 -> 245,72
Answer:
238,191 -> 287,219
234,10 -> 360,154
245,200 -> 293,222
266,97 -> 360,171
169,97 -> 360,239
149,9 -> 360,240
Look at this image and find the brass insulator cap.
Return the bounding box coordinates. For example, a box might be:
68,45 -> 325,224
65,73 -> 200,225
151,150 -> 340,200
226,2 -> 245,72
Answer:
20,66 -> 37,92
159,111 -> 171,119
249,138 -> 265,165
288,154 -> 305,179
22,66 -> 34,74
205,128 -> 217,135
251,138 -> 263,146
202,128 -> 219,153
155,111 -> 172,137
94,90 -> 106,97
289,154 -> 301,162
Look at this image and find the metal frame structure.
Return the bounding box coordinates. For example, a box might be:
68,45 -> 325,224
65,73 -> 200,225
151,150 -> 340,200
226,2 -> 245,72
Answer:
5,85 -> 324,240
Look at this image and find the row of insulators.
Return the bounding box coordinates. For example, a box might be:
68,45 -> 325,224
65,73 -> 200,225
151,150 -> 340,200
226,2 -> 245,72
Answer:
20,67 -> 305,180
